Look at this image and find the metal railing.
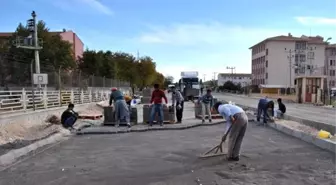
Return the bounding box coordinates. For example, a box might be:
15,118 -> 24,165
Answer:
0,88 -> 130,115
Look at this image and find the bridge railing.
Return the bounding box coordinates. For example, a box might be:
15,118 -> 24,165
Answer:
0,88 -> 130,115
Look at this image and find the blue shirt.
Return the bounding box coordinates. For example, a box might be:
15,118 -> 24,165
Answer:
258,98 -> 274,118
198,94 -> 213,107
218,104 -> 244,132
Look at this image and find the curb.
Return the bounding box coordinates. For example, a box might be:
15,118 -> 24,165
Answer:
0,131 -> 70,170
76,119 -> 256,135
267,121 -> 336,154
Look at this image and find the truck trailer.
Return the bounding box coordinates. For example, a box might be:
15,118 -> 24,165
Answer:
178,71 -> 200,101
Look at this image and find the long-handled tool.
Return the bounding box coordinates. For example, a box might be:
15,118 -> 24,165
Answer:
199,124 -> 233,158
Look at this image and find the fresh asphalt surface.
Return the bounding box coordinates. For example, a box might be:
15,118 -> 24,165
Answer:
0,121 -> 335,185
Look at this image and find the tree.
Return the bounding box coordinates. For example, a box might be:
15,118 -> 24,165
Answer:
136,56 -> 156,88
152,72 -> 165,88
163,75 -> 174,87
1,21 -> 76,87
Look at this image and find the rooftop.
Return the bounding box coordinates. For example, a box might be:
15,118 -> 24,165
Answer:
218,73 -> 251,77
249,33 -> 327,49
326,44 -> 336,49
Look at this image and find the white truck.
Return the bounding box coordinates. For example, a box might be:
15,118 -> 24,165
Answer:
178,71 -> 200,101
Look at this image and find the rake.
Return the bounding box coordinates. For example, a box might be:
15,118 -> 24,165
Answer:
199,124 -> 233,158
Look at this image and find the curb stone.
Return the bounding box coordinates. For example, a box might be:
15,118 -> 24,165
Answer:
0,121 -> 93,170
0,131 -> 71,170
265,118 -> 335,153
76,119 -> 256,135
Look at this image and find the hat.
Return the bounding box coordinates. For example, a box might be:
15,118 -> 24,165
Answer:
111,87 -> 118,91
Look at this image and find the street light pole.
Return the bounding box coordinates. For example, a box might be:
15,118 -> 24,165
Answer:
32,11 -> 40,74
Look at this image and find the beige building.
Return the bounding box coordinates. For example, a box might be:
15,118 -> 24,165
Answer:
325,44 -> 336,88
249,33 -> 328,88
217,73 -> 251,87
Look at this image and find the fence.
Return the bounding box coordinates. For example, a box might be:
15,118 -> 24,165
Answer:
0,57 -> 130,90
0,88 -> 130,115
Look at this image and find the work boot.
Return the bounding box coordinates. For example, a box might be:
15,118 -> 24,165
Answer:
127,123 -> 131,128
209,119 -> 212,123
202,119 -> 205,123
227,156 -> 239,161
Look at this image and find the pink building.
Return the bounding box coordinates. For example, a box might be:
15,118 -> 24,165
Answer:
53,29 -> 84,61
0,29 -> 84,61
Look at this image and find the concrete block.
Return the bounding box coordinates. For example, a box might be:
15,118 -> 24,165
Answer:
281,126 -> 294,135
312,137 -> 328,150
326,140 -> 336,153
141,97 -> 151,104
142,89 -> 152,97
300,132 -> 314,143
292,129 -> 303,139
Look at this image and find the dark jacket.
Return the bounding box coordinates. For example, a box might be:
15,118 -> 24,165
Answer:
258,98 -> 274,118
278,102 -> 286,113
61,109 -> 78,125
109,90 -> 124,106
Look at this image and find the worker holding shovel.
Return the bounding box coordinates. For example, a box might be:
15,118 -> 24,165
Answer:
214,102 -> 248,161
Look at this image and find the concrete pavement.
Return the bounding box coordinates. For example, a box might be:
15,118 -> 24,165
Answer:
0,122 -> 334,185
213,93 -> 336,126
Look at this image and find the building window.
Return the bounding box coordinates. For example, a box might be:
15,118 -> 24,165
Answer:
295,41 -> 307,50
265,60 -> 268,67
330,70 -> 336,76
266,73 -> 268,79
330,60 -> 336,66
266,49 -> 268,55
332,49 -> 336,56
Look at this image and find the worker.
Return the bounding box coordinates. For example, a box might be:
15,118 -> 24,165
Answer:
124,94 -> 132,106
256,97 -> 274,125
109,87 -> 131,128
275,98 -> 286,118
61,103 -> 79,131
198,89 -> 213,123
149,84 -> 168,126
171,86 -> 184,123
214,102 -> 248,161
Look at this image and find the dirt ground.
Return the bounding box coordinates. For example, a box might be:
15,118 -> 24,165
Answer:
0,122 -> 335,185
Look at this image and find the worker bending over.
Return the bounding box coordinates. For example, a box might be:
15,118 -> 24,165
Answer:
171,86 -> 184,123
149,84 -> 168,126
109,87 -> 131,128
61,103 -> 79,131
214,102 -> 248,161
198,89 -> 213,123
257,97 -> 274,125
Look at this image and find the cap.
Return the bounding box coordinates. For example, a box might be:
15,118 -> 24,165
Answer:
111,87 -> 118,91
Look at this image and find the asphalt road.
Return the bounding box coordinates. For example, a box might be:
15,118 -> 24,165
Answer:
0,122 -> 335,185
213,93 -> 336,126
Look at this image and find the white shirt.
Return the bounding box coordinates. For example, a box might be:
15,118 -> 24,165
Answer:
218,104 -> 244,132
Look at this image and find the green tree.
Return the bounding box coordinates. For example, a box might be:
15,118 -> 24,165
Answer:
163,75 -> 174,87
136,56 -> 156,88
152,72 -> 165,88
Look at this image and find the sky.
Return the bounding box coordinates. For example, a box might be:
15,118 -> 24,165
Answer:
1,0 -> 336,82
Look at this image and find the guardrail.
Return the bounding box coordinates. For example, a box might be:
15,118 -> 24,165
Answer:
0,88 -> 130,115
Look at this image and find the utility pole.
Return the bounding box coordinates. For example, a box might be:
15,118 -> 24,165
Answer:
226,66 -> 235,74
285,48 -> 295,88
32,11 -> 40,74
13,11 -> 43,89
137,50 -> 140,62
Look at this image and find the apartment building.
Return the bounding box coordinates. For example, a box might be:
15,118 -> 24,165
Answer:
217,73 -> 251,87
0,29 -> 84,60
325,44 -> 336,88
250,33 -> 327,87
